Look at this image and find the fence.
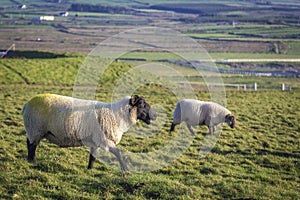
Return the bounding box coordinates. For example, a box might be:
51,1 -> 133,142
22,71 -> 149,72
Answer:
177,82 -> 291,91
0,44 -> 15,58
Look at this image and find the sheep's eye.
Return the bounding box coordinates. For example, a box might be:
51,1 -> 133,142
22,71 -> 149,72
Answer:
139,101 -> 145,107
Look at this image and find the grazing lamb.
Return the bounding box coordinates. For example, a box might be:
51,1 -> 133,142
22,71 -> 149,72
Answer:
169,99 -> 235,135
22,94 -> 156,171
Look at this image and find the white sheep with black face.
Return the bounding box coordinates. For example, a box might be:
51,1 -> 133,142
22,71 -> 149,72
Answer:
169,99 -> 235,135
22,94 -> 156,172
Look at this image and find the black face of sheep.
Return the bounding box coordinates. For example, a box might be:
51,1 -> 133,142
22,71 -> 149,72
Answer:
225,114 -> 236,128
130,95 -> 156,125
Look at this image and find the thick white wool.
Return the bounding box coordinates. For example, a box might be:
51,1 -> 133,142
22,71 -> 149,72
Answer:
22,94 -> 136,149
173,99 -> 231,127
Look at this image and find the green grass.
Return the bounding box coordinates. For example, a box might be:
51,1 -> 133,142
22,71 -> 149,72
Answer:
186,24 -> 300,41
0,0 -> 17,6
0,54 -> 299,199
119,51 -> 300,61
0,57 -> 82,85
286,41 -> 300,55
210,52 -> 300,59
0,24 -> 53,29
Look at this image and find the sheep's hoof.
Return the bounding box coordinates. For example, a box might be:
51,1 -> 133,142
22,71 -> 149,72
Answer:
121,170 -> 130,178
122,167 -> 130,173
27,157 -> 36,163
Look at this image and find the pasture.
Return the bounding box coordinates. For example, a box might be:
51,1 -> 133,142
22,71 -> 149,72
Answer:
0,54 -> 299,199
0,0 -> 299,198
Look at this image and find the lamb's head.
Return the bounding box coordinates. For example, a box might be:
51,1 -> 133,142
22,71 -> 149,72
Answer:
130,95 -> 156,125
225,114 -> 236,128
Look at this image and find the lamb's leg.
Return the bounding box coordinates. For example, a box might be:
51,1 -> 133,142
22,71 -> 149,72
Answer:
27,138 -> 37,163
208,126 -> 216,135
88,147 -> 99,169
187,124 -> 196,135
109,146 -> 129,172
169,122 -> 177,133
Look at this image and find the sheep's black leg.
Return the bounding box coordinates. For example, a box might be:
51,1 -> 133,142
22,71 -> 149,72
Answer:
169,123 -> 177,133
88,153 -> 96,169
27,138 -> 37,163
88,147 -> 99,169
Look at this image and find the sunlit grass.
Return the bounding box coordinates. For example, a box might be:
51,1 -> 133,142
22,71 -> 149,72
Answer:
0,55 -> 299,199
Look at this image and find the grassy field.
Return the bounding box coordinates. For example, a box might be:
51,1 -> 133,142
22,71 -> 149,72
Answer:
0,0 -> 299,199
0,54 -> 299,199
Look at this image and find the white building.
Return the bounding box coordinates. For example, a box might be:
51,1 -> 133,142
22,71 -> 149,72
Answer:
32,16 -> 55,24
19,5 -> 27,9
59,12 -> 69,17
40,16 -> 55,21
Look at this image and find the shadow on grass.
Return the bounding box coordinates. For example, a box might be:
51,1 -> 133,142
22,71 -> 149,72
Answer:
211,147 -> 300,159
8,51 -> 70,59
82,176 -> 151,197
257,149 -> 300,159
32,161 -> 72,174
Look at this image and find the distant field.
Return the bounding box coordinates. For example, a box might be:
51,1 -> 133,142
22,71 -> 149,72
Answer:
0,1 -> 300,54
209,52 -> 300,59
0,54 -> 299,199
1,50 -> 299,86
0,0 -> 16,6
120,51 -> 300,61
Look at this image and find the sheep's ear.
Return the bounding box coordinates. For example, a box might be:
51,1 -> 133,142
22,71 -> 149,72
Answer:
130,95 -> 139,106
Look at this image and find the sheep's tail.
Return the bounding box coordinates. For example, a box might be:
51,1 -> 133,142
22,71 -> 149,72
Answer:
22,103 -> 26,115
170,102 -> 181,132
173,102 -> 181,123
22,103 -> 31,142
22,103 -> 35,142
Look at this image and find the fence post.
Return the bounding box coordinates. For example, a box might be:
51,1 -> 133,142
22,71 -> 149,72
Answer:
254,82 -> 257,91
282,83 -> 285,91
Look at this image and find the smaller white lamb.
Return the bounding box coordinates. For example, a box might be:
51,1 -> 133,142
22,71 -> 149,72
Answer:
169,99 -> 235,135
